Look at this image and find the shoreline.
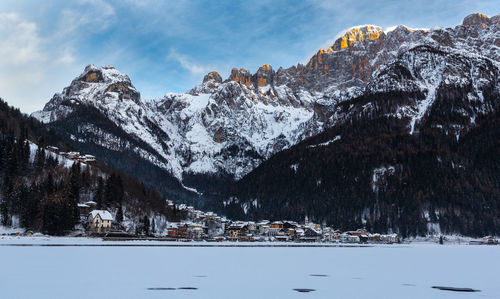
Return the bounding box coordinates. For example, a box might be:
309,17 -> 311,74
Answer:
1,235 -> 497,247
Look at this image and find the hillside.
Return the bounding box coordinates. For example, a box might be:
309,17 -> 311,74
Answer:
28,13 -> 500,236
0,98 -> 185,235
230,46 -> 500,237
33,14 -> 500,195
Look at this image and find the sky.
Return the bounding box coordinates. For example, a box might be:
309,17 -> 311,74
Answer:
0,0 -> 498,113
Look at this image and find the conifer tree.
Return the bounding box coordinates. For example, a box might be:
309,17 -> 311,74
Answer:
0,200 -> 11,226
68,162 -> 81,223
116,205 -> 123,223
142,215 -> 150,236
34,146 -> 45,171
95,177 -> 104,209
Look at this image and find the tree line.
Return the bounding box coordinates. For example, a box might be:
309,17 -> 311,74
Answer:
0,98 -> 186,235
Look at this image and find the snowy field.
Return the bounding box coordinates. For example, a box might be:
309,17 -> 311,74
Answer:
1,240 -> 499,299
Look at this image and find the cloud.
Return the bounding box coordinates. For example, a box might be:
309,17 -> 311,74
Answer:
57,0 -> 116,37
0,12 -> 81,113
167,49 -> 213,77
55,47 -> 76,65
0,13 -> 42,65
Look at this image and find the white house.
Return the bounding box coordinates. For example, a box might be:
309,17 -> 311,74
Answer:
88,210 -> 113,233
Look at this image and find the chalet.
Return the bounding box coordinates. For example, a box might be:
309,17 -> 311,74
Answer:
176,223 -> 190,239
188,223 -> 205,240
322,228 -> 335,242
79,154 -> 96,163
283,221 -> 298,230
369,233 -> 381,243
267,227 -> 282,236
167,223 -> 178,238
485,236 -> 499,245
304,227 -> 322,241
341,233 -> 360,243
88,210 -> 113,233
270,221 -> 284,229
257,220 -> 270,234
246,222 -> 257,234
85,201 -> 97,209
227,222 -> 248,240
347,228 -> 369,236
204,212 -> 216,220
380,233 -> 400,244
64,152 -> 80,159
77,203 -> 91,216
347,230 -> 361,237
294,228 -> 305,239
46,146 -> 59,152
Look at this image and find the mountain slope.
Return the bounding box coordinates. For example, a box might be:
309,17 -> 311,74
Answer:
33,14 -> 500,195
229,34 -> 500,237
0,98 -> 185,234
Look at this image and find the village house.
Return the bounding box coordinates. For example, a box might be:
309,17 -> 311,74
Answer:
88,210 -> 113,233
257,220 -> 270,235
79,154 -> 96,163
380,233 -> 400,243
246,221 -> 257,235
227,222 -> 248,240
283,221 -> 298,231
45,145 -> 59,152
188,223 -> 205,240
63,152 -> 80,159
294,228 -> 305,240
176,223 -> 190,239
78,203 -> 91,216
302,227 -> 322,242
270,221 -> 284,229
167,222 -> 178,238
341,233 -> 360,243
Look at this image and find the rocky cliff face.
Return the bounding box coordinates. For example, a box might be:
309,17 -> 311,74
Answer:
33,13 -> 500,193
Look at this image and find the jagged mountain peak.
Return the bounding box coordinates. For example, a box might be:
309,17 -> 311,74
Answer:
257,64 -> 273,71
202,71 -> 222,84
79,64 -> 132,85
462,12 -> 492,28
229,67 -> 253,86
332,25 -> 383,50
32,64 -> 141,123
32,13 -> 500,193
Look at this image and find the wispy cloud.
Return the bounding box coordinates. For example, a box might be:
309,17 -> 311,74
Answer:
167,49 -> 214,77
0,13 -> 42,65
57,0 -> 116,37
0,12 -> 81,113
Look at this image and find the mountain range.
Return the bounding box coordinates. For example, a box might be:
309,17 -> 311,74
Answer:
32,13 -> 500,236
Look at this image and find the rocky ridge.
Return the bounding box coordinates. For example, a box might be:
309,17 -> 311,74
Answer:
33,13 -> 500,192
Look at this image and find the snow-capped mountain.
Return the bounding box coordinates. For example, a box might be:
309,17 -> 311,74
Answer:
33,13 -> 500,192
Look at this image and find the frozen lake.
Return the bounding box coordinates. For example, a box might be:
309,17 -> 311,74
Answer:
1,241 -> 499,299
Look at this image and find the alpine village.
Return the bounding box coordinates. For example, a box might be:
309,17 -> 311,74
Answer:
1,13 -> 500,246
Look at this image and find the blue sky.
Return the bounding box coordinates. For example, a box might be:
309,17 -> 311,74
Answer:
0,0 -> 498,113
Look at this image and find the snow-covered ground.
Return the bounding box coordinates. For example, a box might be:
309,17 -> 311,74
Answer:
0,240 -> 498,299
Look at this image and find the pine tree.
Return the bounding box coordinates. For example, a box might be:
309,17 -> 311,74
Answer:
104,173 -> 124,205
68,162 -> 81,224
0,200 -> 11,226
34,146 -> 45,171
116,205 -> 123,223
95,177 -> 104,209
142,215 -> 150,236
20,186 -> 38,229
151,218 -> 156,234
